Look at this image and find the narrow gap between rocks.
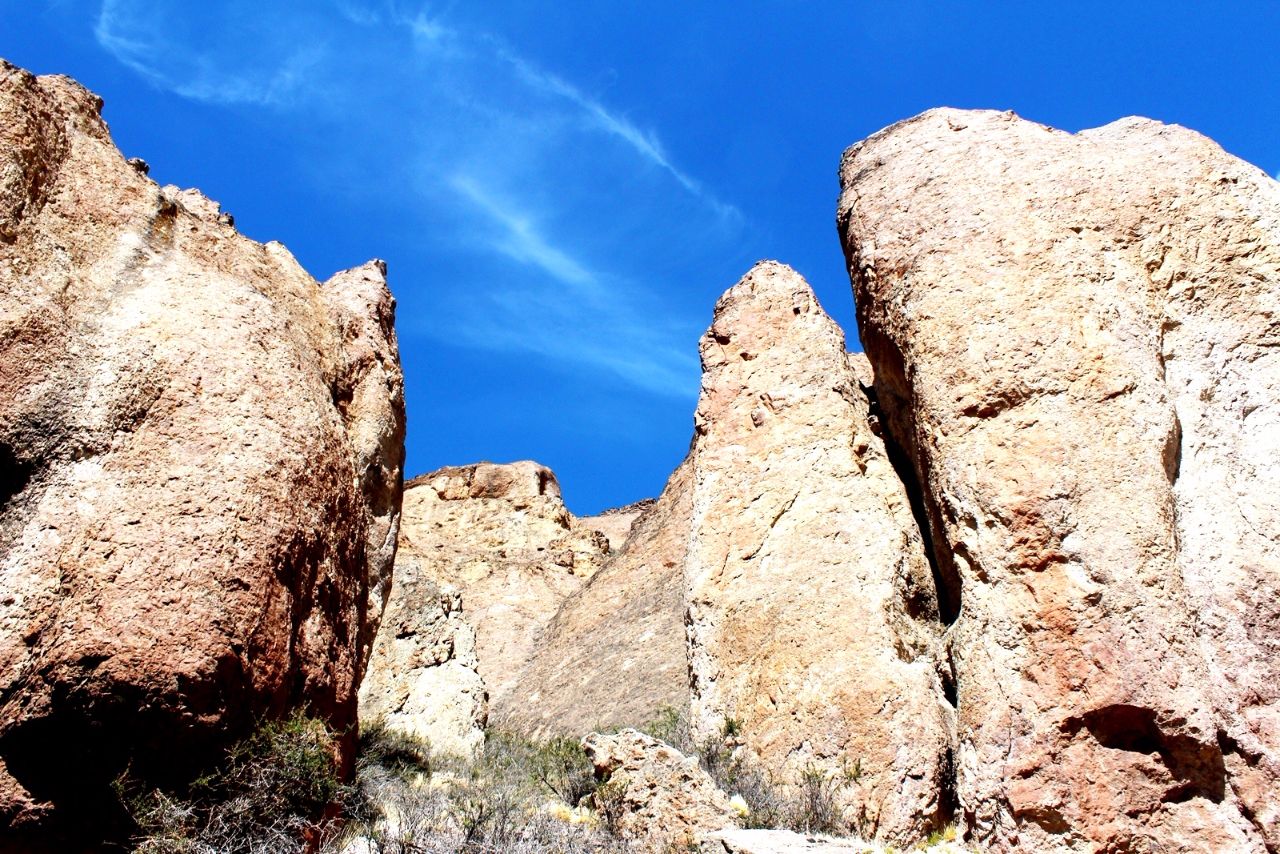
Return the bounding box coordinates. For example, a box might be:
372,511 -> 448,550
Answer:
860,379 -> 961,625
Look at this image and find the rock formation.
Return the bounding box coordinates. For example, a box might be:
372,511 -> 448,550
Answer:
357,577 -> 486,758
838,108 -> 1280,852
499,459 -> 693,736
361,461 -> 609,729
684,262 -> 953,842
583,728 -> 739,850
0,59 -> 405,838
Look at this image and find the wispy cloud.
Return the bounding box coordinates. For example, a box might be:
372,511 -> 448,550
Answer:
495,46 -> 740,221
90,0 -> 736,399
94,0 -> 323,106
448,173 -> 597,292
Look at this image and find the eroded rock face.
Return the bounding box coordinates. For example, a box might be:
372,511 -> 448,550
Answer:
357,576 -> 486,759
684,261 -> 953,844
584,728 -> 738,850
386,462 -> 609,713
838,108 -> 1279,852
499,460 -> 693,736
0,59 -> 405,835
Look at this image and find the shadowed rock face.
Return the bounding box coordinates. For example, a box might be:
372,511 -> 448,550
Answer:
839,108 -> 1280,852
0,59 -> 405,838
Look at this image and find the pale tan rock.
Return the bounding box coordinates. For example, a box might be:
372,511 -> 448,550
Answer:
499,461 -> 693,736
838,108 -> 1279,851
702,828 -> 881,853
390,462 -> 608,712
0,59 -> 404,836
357,575 -> 486,759
685,261 -> 953,844
584,728 -> 738,849
579,497 -> 654,552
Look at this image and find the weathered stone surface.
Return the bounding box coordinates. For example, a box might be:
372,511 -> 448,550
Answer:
390,462 -> 608,713
702,828 -> 882,853
838,108 -> 1279,852
584,728 -> 738,849
499,461 -> 692,736
358,576 -> 486,759
0,59 -> 405,835
685,261 -> 953,843
579,497 -> 653,552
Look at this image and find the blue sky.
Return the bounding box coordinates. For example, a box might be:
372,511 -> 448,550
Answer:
6,2 -> 1279,513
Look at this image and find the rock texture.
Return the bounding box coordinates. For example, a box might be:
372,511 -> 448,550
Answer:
0,60 -> 405,836
357,577 -> 485,758
584,728 -> 738,850
579,498 -> 652,552
685,262 -> 953,843
703,828 -> 883,853
839,108 -> 1280,852
499,459 -> 693,736
374,462 -> 608,716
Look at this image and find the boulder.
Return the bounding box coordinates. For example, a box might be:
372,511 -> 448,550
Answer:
838,108 -> 1279,851
584,728 -> 739,849
684,261 -> 953,843
0,59 -> 405,836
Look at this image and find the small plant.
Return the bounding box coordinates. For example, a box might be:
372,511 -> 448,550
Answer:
592,776 -> 630,837
720,716 -> 743,739
917,823 -> 959,848
790,763 -> 849,836
530,735 -> 598,806
357,718 -> 432,781
639,705 -> 692,752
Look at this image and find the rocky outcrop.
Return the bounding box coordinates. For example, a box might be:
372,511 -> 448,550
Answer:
375,462 -> 609,716
499,460 -> 693,736
578,498 -> 653,551
584,728 -> 739,849
684,262 -> 953,843
357,577 -> 485,758
0,58 -> 405,837
838,108 -> 1280,852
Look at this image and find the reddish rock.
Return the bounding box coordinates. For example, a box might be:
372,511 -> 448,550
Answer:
0,59 -> 405,838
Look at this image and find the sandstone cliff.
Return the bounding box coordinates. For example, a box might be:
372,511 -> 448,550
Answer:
0,59 -> 405,837
839,108 -> 1280,852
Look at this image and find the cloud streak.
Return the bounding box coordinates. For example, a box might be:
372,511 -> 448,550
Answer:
495,46 -> 740,221
94,0 -> 322,106
89,0 -> 733,400
448,173 -> 597,292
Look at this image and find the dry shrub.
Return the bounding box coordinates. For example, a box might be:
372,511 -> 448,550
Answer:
121,712 -> 344,854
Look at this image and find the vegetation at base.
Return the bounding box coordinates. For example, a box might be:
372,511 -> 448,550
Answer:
117,712 -> 344,854
120,707 -> 958,852
639,704 -> 871,837
337,721 -> 625,853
